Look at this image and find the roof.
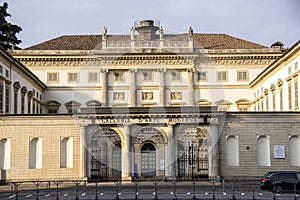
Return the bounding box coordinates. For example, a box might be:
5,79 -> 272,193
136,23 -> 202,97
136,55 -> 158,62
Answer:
25,33 -> 267,50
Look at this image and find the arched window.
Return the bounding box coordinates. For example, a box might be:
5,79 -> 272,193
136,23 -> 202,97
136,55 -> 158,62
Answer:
226,135 -> 239,166
289,136 -> 300,166
60,137 -> 73,168
46,100 -> 61,113
29,138 -> 42,169
257,135 -> 270,166
141,143 -> 156,177
0,139 -> 10,169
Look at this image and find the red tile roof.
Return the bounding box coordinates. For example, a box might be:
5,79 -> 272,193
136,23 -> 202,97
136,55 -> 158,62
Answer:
25,33 -> 267,50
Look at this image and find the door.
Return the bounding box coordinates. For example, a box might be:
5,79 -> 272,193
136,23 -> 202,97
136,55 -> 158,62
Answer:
141,143 -> 156,177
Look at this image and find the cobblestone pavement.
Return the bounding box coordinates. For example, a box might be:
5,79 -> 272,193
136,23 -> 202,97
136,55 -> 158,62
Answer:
0,180 -> 299,199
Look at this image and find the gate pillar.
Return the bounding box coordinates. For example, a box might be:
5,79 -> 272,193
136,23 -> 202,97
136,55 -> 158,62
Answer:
208,122 -> 220,179
121,124 -> 132,181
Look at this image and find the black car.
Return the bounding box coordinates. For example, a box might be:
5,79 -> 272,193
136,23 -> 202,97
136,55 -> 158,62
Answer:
260,171 -> 300,194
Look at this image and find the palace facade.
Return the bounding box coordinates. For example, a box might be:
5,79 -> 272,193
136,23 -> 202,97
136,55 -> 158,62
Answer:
0,20 -> 300,182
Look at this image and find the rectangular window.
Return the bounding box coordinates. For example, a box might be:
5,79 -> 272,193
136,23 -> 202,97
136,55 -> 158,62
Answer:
143,72 -> 153,81
217,71 -> 228,81
295,62 -> 298,71
280,89 -> 283,111
114,72 -> 124,81
288,82 -> 292,110
47,72 -> 59,83
272,91 -> 276,111
171,71 -> 181,81
14,89 -> 18,114
60,137 -> 73,168
29,138 -> 42,169
88,72 -> 99,82
295,78 -> 298,108
21,93 -> 25,114
5,70 -> 9,78
0,82 -> 3,112
68,72 -> 79,83
197,71 -> 207,81
5,85 -> 9,113
113,92 -> 125,100
0,138 -> 10,170
0,65 -> 2,74
237,71 -> 248,82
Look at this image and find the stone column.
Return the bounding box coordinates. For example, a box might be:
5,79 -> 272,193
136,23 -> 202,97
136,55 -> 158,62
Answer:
187,68 -> 194,105
80,124 -> 87,178
122,124 -> 132,181
100,69 -> 108,107
207,118 -> 219,179
129,69 -> 137,107
165,124 -> 176,179
158,68 -> 166,106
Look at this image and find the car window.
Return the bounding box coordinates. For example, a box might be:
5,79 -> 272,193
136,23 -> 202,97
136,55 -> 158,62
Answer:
297,173 -> 300,180
270,173 -> 279,178
279,173 -> 296,180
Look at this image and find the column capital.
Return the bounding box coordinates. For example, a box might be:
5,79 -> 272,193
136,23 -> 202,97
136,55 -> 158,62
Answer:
100,68 -> 108,73
158,68 -> 166,73
129,68 -> 137,73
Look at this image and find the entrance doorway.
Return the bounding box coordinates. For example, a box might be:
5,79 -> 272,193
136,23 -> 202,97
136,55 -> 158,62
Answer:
141,143 -> 156,177
89,128 -> 121,181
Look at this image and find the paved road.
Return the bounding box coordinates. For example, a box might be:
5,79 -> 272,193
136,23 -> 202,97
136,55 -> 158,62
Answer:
0,181 -> 299,199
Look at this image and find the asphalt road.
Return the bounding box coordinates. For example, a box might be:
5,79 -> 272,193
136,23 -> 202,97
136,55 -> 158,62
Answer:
0,181 -> 299,200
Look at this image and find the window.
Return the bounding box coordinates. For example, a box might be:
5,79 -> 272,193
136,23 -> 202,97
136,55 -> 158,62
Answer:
60,137 -> 73,168
142,92 -> 153,100
171,71 -> 181,81
5,85 -> 9,113
289,136 -> 300,166
295,77 -> 299,108
295,62 -> 298,71
46,100 -> 61,113
197,71 -> 207,81
13,82 -> 20,114
237,71 -> 248,82
114,71 -> 124,81
27,92 -> 32,114
0,82 -> 3,112
288,66 -> 292,75
143,71 -> 153,81
170,92 -> 182,100
88,72 -> 99,82
29,138 -> 42,169
0,138 -> 10,169
226,136 -> 239,166
257,135 -> 270,166
21,87 -> 27,114
47,72 -> 59,83
217,71 -> 228,81
5,70 -> 9,78
288,81 -> 292,110
235,98 -> 251,111
0,65 -> 2,74
65,100 -> 81,113
68,72 -> 79,83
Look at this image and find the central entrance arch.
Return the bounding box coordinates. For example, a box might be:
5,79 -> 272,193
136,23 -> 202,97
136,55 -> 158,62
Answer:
88,127 -> 121,181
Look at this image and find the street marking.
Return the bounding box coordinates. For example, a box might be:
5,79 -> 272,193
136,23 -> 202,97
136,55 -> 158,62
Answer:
8,195 -> 15,199
25,194 -> 33,198
45,193 -> 50,197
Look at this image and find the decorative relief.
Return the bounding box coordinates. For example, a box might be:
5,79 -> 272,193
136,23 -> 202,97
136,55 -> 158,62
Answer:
177,126 -> 207,143
134,127 -> 165,144
170,92 -> 182,100
113,92 -> 125,100
142,92 -> 153,100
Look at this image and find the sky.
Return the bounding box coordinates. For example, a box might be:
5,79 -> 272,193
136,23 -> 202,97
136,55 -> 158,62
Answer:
3,0 -> 300,49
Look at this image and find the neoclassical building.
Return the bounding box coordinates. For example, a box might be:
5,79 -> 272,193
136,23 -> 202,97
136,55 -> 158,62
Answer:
0,20 -> 300,182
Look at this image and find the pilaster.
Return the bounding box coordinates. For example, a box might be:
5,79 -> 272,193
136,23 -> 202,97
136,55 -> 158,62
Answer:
100,69 -> 108,107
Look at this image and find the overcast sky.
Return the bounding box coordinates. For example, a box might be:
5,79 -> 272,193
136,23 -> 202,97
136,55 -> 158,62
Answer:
4,0 -> 300,49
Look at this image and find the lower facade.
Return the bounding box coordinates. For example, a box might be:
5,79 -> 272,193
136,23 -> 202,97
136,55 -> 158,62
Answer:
1,107 -> 300,182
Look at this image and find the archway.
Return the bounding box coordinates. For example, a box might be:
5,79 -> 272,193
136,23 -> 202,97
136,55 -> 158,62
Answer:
88,128 -> 121,181
177,126 -> 209,179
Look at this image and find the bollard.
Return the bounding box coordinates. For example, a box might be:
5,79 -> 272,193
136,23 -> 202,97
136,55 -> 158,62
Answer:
153,180 -> 159,200
252,186 -> 256,200
172,180 -> 177,200
231,185 -> 236,200
191,181 -> 196,200
212,181 -> 216,200
53,181 -> 62,200
95,182 -> 98,200
134,179 -> 139,200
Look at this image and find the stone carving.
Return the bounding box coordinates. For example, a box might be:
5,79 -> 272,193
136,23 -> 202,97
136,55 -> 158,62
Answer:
170,92 -> 182,100
134,127 -> 165,144
113,92 -> 125,100
142,92 -> 153,100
